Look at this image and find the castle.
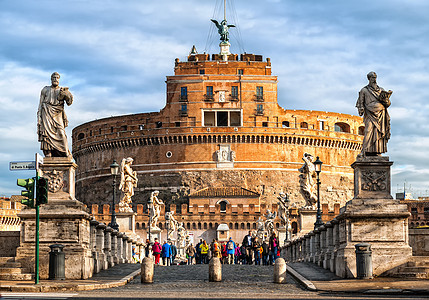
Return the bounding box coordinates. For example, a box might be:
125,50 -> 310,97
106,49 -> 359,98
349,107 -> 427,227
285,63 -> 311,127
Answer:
71,17 -> 363,241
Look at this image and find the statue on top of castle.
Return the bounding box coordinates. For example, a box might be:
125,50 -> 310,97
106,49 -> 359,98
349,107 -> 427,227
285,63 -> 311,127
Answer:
356,71 -> 392,157
118,157 -> 138,213
37,72 -> 73,158
150,190 -> 164,229
211,19 -> 235,43
298,153 -> 317,207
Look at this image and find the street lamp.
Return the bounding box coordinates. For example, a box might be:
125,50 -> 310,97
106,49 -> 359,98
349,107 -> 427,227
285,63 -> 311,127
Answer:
147,197 -> 153,243
108,160 -> 120,231
314,156 -> 324,229
165,213 -> 170,242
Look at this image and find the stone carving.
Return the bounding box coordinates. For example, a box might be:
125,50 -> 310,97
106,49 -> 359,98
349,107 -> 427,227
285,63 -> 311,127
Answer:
165,211 -> 177,240
215,145 -> 235,163
176,222 -> 187,248
118,158 -> 138,213
361,171 -> 387,191
150,191 -> 163,230
37,72 -> 73,157
298,153 -> 317,207
256,217 -> 265,240
277,192 -> 288,227
44,170 -> 64,193
356,71 -> 392,156
264,209 -> 277,237
211,19 -> 235,42
230,150 -> 236,162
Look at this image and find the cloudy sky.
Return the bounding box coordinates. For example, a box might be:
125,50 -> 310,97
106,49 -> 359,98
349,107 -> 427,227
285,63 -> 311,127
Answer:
1,0 -> 428,197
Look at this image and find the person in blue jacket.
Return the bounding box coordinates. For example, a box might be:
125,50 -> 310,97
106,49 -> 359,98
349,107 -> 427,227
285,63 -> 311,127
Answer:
161,240 -> 172,266
226,237 -> 236,264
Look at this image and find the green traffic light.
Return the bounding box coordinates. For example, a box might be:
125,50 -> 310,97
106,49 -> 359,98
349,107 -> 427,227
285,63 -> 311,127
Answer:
17,177 -> 35,208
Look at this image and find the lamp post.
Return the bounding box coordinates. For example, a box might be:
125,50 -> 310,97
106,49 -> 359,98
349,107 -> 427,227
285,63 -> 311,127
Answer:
284,193 -> 290,244
148,197 -> 153,243
165,213 -> 170,242
314,156 -> 324,229
108,160 -> 120,231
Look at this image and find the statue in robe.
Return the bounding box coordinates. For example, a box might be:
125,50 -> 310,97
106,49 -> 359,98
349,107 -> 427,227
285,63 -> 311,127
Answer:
298,153 -> 317,207
118,157 -> 138,212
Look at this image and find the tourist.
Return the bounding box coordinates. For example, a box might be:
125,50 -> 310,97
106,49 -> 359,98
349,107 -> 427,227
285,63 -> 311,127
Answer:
226,237 -> 236,264
234,243 -> 241,264
262,240 -> 269,265
200,240 -> 209,264
161,240 -> 172,266
212,239 -> 221,260
186,243 -> 196,265
242,230 -> 253,264
170,241 -> 177,265
195,239 -> 202,264
221,242 -> 228,264
240,243 -> 247,264
252,236 -> 261,265
269,232 -> 279,264
145,239 -> 151,258
152,238 -> 161,265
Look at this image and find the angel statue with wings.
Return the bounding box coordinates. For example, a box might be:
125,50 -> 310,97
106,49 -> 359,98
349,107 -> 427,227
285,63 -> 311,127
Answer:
118,157 -> 138,212
211,19 -> 235,43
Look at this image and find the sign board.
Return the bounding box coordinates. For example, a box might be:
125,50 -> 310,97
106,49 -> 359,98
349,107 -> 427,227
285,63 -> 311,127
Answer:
35,153 -> 43,170
10,161 -> 36,171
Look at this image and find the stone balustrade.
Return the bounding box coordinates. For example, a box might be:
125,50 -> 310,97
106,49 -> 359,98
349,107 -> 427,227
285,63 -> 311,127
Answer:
89,218 -> 143,275
283,220 -> 341,274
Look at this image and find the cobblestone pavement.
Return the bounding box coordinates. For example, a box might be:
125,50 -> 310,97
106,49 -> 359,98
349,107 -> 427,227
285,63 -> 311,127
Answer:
77,264 -> 314,299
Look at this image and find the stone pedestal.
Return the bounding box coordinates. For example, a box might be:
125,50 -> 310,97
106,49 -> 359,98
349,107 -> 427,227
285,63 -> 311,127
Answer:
299,207 -> 317,235
277,226 -> 287,247
116,212 -> 136,235
149,227 -> 161,243
16,157 -> 93,279
335,156 -> 412,278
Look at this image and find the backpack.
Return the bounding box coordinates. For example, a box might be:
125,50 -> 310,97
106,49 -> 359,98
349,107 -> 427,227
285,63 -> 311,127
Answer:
228,241 -> 234,250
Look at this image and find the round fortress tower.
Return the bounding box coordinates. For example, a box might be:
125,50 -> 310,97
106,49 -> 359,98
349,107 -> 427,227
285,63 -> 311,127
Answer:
72,47 -> 363,209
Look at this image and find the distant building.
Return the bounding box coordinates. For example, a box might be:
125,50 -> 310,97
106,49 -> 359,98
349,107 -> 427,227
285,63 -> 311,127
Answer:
0,196 -> 23,231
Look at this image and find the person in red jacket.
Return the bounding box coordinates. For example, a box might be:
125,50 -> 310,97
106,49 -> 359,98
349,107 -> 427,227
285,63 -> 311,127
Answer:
152,238 -> 162,265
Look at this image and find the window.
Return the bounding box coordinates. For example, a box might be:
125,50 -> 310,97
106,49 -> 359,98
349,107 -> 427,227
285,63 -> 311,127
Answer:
219,201 -> 227,212
180,87 -> 187,101
411,208 -> 418,214
180,104 -> 188,116
206,86 -> 213,96
199,69 -> 205,75
230,112 -> 241,126
256,104 -> 264,115
139,125 -> 145,130
424,207 -> 429,213
334,122 -> 350,133
319,120 -> 325,130
231,86 -> 238,98
121,125 -> 127,131
238,69 -> 243,75
292,222 -> 298,234
217,111 -> 228,126
99,128 -> 101,134
204,111 -> 215,126
156,121 -> 162,128
300,122 -> 308,129
110,127 -> 114,133
175,122 -> 180,127
78,133 -> 85,140
262,122 -> 268,127
358,126 -> 365,136
282,121 -> 290,128
256,86 -> 263,101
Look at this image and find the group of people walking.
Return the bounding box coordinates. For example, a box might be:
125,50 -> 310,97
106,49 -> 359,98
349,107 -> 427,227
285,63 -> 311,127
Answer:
186,231 -> 280,265
150,238 -> 178,265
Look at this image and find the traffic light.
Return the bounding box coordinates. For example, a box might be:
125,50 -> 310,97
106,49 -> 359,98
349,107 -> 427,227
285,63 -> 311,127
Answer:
17,178 -> 35,208
36,177 -> 49,205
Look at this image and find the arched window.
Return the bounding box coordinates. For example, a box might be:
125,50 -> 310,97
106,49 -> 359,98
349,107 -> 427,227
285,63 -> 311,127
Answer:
292,222 -> 298,234
300,122 -> 308,129
334,122 -> 350,133
219,200 -> 227,212
78,133 -> 85,140
358,126 -> 365,136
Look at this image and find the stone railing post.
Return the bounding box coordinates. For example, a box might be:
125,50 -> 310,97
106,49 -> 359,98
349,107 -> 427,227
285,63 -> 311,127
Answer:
111,230 -> 118,265
325,222 -> 334,270
309,231 -> 315,263
320,225 -> 327,268
313,228 -> 321,265
90,219 -> 99,273
123,234 -> 129,263
96,223 -> 107,271
117,232 -> 124,264
304,234 -> 310,262
332,219 -> 340,273
128,237 -> 134,263
104,226 -> 113,268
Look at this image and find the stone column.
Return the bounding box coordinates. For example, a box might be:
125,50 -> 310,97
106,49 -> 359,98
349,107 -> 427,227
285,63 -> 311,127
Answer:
116,232 -> 123,264
309,232 -> 315,263
123,234 -> 129,263
325,222 -> 334,270
304,234 -> 310,262
331,219 -> 339,273
111,230 -> 118,266
313,228 -> 321,265
128,237 -> 134,263
319,225 -> 327,268
104,226 -> 114,268
96,223 -> 107,271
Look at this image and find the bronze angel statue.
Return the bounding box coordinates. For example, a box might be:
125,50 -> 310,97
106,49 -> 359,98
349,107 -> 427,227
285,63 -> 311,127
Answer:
211,19 -> 235,42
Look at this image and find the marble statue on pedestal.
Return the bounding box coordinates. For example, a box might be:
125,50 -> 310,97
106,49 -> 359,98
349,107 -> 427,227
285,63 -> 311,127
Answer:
264,209 -> 276,238
298,153 -> 317,207
37,72 -> 73,157
165,211 -> 177,240
118,158 -> 138,212
356,71 -> 392,156
150,191 -> 163,230
176,222 -> 187,248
